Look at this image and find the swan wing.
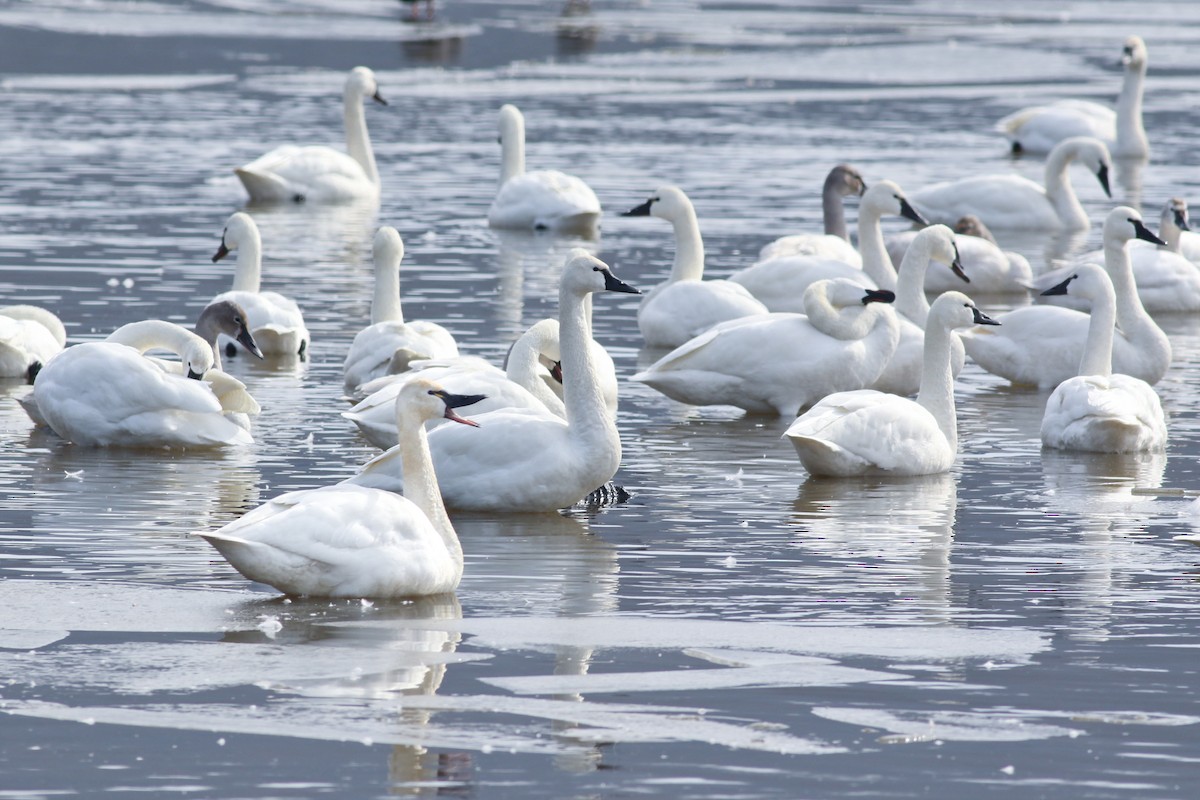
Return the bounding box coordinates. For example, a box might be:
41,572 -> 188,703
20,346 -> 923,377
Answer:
911,175 -> 1052,228
1041,374 -> 1166,451
730,256 -> 873,313
758,234 -> 861,266
998,101 -> 1115,152
488,169 -> 601,229
237,145 -> 375,202
343,320 -> 460,394
639,279 -> 768,347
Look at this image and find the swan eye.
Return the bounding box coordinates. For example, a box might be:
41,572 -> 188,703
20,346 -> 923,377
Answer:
592,266 -> 601,272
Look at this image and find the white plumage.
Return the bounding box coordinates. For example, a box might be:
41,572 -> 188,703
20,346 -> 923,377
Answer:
0,305 -> 65,380
886,217 -> 1032,294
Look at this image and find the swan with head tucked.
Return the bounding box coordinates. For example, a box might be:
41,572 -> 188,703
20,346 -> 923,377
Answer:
631,278 -> 899,416
910,137 -> 1113,231
487,104 -> 601,234
961,206 -> 1169,388
784,292 -> 999,477
234,66 -> 386,203
195,380 -> 483,598
33,320 -> 251,448
0,305 -> 65,381
210,212 -> 310,358
348,250 -> 640,511
1038,264 -> 1166,452
886,217 -> 1032,294
729,181 -> 929,312
343,227 -> 459,396
622,186 -> 768,348
757,164 -> 867,264
997,36 -> 1148,158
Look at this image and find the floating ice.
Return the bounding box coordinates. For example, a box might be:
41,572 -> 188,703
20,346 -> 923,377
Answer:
812,707 -> 1080,743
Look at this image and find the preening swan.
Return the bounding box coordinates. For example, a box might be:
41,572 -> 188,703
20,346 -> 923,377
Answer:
886,218 -> 1032,294
631,279 -> 899,416
349,250 -> 640,512
784,292 -> 999,477
757,164 -> 866,264
730,180 -> 928,312
998,36 -> 1148,158
487,104 -> 601,234
343,227 -> 459,397
910,136 -> 1113,230
1039,265 -> 1166,452
961,206 -> 1169,388
210,212 -> 310,358
623,185 -> 768,347
34,320 -> 252,448
235,66 -> 386,203
196,380 -> 483,598
0,305 -> 65,381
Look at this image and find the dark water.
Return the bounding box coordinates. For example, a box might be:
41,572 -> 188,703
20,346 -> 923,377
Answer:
3,1 -> 1200,797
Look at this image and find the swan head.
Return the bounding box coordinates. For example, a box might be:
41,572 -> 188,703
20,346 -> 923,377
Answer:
1105,205 -> 1166,247
930,291 -> 999,332
498,103 -> 524,144
913,225 -> 969,283
1040,262 -> 1112,305
373,226 -> 404,271
181,337 -> 216,380
827,164 -> 866,197
212,212 -> 259,262
1121,36 -> 1147,70
195,300 -> 263,360
1055,137 -> 1113,199
347,66 -> 386,106
400,378 -> 485,428
953,214 -> 997,245
861,180 -> 927,225
620,186 -> 693,223
562,249 -> 640,297
1164,197 -> 1190,234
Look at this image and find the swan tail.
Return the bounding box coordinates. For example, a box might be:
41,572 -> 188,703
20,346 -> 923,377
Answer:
785,434 -> 869,477
996,107 -> 1038,137
235,168 -> 297,203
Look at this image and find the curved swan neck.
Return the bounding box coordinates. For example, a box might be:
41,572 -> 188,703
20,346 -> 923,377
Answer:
805,285 -> 889,341
344,89 -> 380,186
667,203 -> 705,283
1079,280 -> 1117,378
397,405 -> 463,570
107,320 -> 201,356
1115,58 -> 1148,156
916,321 -> 958,452
1043,146 -> 1088,230
822,175 -> 849,240
507,324 -> 566,417
230,227 -> 263,294
894,239 -> 934,324
0,305 -> 66,347
372,258 -> 403,325
559,284 -> 613,448
857,205 -> 897,292
192,313 -> 225,370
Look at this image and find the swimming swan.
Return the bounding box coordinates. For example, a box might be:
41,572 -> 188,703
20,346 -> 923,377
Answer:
757,164 -> 866,264
349,251 -> 640,511
998,36 -> 1148,158
487,104 -> 601,233
343,227 -> 459,396
910,136 -> 1113,230
195,380 -> 484,598
1114,198 -> 1200,312
632,278 -> 898,416
623,185 -> 768,347
886,217 -> 1032,294
960,206 -> 1169,388
784,292 -> 999,477
210,212 -> 310,358
235,66 -> 386,203
730,180 -> 928,312
0,304 -> 65,381
1038,264 -> 1166,452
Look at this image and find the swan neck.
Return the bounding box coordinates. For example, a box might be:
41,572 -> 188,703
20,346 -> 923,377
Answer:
559,285 -> 614,449
106,320 -> 199,358
192,315 -> 225,370
805,286 -> 884,341
1115,60 -> 1147,155
230,230 -> 262,293
894,240 -> 933,324
507,327 -> 566,417
822,181 -> 849,240
372,260 -> 404,324
857,205 -> 897,291
667,206 -> 705,283
398,406 -> 463,570
1104,239 -> 1149,329
1043,147 -> 1087,230
501,120 -> 525,185
1079,284 -> 1117,377
344,91 -> 379,186
915,321 -> 958,452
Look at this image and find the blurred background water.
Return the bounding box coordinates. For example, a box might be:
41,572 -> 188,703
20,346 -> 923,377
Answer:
3,1 -> 1200,797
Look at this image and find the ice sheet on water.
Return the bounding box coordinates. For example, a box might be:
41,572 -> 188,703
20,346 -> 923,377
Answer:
0,629 -> 69,651
0,75 -> 237,92
812,707 -> 1081,743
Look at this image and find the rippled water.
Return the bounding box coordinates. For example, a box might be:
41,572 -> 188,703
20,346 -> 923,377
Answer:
4,1 -> 1200,797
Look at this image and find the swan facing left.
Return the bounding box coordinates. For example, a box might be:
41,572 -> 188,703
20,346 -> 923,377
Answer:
195,380 -> 484,598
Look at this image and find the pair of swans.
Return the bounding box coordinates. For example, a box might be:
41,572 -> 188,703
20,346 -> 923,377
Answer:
0,305 -> 65,381
349,251 -> 639,512
1113,198 -> 1200,313
998,36 -> 1149,159
784,292 -> 999,477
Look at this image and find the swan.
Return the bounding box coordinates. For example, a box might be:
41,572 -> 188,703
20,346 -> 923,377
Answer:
729,180 -> 929,312
757,164 -> 866,264
210,212 -> 310,358
1145,197 -> 1200,263
631,279 -> 900,416
195,379 -> 483,598
886,217 -> 1032,294
910,136 -> 1113,231
961,206 -> 1169,388
1110,198 -> 1200,313
502,316 -> 618,421
234,66 -> 386,203
343,227 -> 459,396
349,250 -> 640,512
1038,264 -> 1166,452
783,291 -> 999,477
33,320 -> 252,448
622,185 -> 768,347
487,104 -> 601,233
0,305 -> 65,381
997,36 -> 1149,158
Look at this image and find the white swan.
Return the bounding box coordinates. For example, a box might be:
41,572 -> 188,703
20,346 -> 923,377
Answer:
730,180 -> 929,312
1113,198 -> 1200,312
0,305 -> 65,380
1146,197 -> 1200,263
196,379 -> 483,598
886,217 -> 1032,294
210,212 -> 310,358
235,66 -> 386,203
343,227 -> 459,396
757,164 -> 866,264
487,104 -> 601,233
34,320 -> 251,448
784,291 -> 999,477
631,279 -> 899,416
961,206 -> 1169,388
349,250 -> 640,511
997,36 -> 1148,158
1038,264 -> 1166,452
622,185 -> 768,347
501,316 -> 618,421
910,136 -> 1113,230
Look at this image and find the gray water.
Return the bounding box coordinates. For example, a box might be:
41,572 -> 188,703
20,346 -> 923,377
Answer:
3,1 -> 1200,797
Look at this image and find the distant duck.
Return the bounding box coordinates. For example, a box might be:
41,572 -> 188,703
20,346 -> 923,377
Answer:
196,379 -> 483,598
1039,264 -> 1165,453
343,227 -> 459,397
886,216 -> 1032,294
235,66 -> 386,203
623,186 -> 768,347
210,212 -> 310,358
0,305 -> 65,381
998,36 -> 1149,158
910,136 -> 1112,231
487,104 -> 601,234
757,164 -> 867,265
784,292 -> 999,477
